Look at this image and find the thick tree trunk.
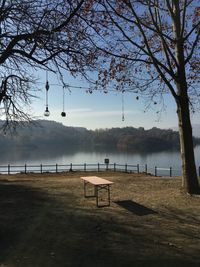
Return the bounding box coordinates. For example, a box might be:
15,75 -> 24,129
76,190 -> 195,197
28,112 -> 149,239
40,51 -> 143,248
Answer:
177,96 -> 200,194
171,0 -> 199,194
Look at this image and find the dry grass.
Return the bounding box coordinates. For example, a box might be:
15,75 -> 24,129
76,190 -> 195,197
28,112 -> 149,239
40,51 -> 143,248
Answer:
0,171 -> 200,267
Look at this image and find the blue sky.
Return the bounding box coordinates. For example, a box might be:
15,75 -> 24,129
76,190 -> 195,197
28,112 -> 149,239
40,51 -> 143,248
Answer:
31,71 -> 199,130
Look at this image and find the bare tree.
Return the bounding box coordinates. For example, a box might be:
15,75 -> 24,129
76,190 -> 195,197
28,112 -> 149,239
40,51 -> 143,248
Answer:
87,0 -> 200,194
0,0 -> 97,129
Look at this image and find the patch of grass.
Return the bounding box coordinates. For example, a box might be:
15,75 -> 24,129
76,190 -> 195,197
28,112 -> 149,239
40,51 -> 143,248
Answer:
0,171 -> 200,267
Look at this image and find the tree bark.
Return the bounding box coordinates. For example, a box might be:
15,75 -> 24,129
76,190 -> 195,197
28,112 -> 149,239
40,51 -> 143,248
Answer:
176,94 -> 200,194
171,0 -> 199,194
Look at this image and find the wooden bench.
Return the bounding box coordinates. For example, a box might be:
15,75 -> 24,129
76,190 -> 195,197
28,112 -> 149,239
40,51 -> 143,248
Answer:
80,176 -> 113,207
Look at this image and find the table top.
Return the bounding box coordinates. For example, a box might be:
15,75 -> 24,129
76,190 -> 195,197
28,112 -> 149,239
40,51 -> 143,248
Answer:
80,176 -> 113,185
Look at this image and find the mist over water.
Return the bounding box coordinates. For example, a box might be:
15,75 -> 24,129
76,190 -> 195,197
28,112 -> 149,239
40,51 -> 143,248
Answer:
1,145 -> 200,176
2,145 -> 200,171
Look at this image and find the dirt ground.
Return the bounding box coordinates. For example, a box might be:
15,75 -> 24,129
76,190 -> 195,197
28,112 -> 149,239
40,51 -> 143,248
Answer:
0,171 -> 200,267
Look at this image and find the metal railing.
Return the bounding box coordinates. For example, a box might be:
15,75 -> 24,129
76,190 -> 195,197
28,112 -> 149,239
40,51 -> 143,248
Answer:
0,162 -> 186,177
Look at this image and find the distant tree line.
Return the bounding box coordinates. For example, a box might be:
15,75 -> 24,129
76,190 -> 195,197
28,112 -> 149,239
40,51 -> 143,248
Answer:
0,120 -> 199,153
90,126 -> 200,152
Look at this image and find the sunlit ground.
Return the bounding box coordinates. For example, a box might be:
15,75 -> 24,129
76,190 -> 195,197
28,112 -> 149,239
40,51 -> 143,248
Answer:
0,171 -> 200,267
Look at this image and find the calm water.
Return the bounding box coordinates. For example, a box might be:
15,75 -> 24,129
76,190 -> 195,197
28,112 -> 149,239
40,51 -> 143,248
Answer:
1,145 -> 200,176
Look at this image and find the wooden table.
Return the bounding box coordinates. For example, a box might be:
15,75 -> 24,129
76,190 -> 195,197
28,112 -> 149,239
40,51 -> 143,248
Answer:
80,176 -> 113,207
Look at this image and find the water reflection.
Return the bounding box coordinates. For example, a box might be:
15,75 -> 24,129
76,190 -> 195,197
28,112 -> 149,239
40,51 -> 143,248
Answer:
1,145 -> 200,177
1,145 -> 200,174
0,146 -> 78,164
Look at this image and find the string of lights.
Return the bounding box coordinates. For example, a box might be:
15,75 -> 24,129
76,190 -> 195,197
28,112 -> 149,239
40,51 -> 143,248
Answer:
36,81 -> 137,94
40,78 -> 129,119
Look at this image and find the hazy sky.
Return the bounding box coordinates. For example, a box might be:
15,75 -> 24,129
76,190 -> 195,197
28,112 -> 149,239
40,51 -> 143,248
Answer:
31,71 -> 199,130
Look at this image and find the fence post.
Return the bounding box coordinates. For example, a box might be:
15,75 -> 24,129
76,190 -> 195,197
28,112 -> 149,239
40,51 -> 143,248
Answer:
145,164 -> 147,174
114,163 -> 116,172
40,164 -> 43,174
84,163 -> 86,172
199,166 -> 200,177
170,167 -> 172,177
106,163 -> 108,171
25,164 -> 27,174
69,163 -> 73,171
137,164 -> 139,173
155,166 -> 157,176
8,164 -> 10,175
56,164 -> 58,173
125,163 -> 127,173
98,163 -> 100,172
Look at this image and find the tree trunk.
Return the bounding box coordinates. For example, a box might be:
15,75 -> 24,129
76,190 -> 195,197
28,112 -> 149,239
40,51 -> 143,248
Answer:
172,0 -> 199,194
176,95 -> 200,194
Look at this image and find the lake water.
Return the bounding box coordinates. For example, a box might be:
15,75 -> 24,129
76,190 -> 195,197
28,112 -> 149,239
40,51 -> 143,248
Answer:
1,145 -> 200,176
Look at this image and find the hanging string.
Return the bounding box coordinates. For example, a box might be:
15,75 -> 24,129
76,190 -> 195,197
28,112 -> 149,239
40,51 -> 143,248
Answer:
61,85 -> 66,117
62,86 -> 65,112
37,81 -> 141,94
122,91 -> 125,121
44,71 -> 50,117
46,83 -> 49,108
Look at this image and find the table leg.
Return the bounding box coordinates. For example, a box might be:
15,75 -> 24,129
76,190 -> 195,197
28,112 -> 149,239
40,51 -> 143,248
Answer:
84,180 -> 86,197
95,185 -> 98,207
108,185 -> 110,206
96,185 -> 111,207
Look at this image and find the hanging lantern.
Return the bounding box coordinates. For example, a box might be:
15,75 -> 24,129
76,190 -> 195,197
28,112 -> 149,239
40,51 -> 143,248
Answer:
44,106 -> 50,117
44,73 -> 50,117
61,85 -> 66,117
61,111 -> 66,117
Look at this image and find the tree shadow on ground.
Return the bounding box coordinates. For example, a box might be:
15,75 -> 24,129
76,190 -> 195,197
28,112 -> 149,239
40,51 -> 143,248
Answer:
0,180 -> 200,267
0,181 -> 51,257
114,200 -> 157,216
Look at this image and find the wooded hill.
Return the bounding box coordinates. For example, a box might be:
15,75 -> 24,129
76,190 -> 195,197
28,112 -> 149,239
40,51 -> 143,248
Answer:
0,120 -> 199,153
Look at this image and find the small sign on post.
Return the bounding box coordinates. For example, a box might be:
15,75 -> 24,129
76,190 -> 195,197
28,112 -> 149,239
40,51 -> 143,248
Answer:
104,158 -> 109,170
